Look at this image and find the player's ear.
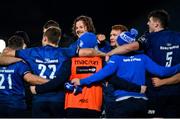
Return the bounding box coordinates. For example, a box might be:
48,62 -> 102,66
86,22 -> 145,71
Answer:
42,36 -> 48,46
42,36 -> 48,42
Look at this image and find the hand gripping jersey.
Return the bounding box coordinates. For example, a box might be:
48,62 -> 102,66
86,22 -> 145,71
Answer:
65,57 -> 103,111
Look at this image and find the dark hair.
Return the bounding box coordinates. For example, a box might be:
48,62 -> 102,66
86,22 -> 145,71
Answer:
43,20 -> 60,30
148,9 -> 170,28
14,31 -> 30,47
43,27 -> 61,45
72,15 -> 96,36
8,35 -> 24,50
112,24 -> 128,32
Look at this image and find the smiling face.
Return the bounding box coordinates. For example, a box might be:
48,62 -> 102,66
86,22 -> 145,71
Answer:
110,24 -> 128,47
75,20 -> 88,38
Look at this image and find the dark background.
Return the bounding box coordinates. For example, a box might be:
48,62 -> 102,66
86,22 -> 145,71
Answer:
0,0 -> 180,47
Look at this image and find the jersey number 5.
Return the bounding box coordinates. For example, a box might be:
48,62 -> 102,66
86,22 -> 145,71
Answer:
166,51 -> 173,67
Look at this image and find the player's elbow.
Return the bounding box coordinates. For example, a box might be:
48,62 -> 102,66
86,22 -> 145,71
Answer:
126,42 -> 139,52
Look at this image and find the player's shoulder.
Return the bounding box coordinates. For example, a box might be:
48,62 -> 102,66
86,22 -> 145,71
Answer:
110,54 -> 122,60
79,32 -> 96,41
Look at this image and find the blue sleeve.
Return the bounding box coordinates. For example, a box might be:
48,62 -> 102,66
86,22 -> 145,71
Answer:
109,75 -> 141,93
144,55 -> 180,77
15,48 -> 31,61
80,55 -> 118,85
62,47 -> 78,58
17,62 -> 31,76
79,32 -> 98,48
35,59 -> 71,94
98,41 -> 111,53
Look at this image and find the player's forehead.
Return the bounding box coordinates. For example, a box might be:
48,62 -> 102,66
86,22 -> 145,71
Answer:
110,29 -> 122,35
76,20 -> 85,27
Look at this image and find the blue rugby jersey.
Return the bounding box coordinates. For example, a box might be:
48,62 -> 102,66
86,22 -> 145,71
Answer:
15,45 -> 77,101
80,54 -> 180,100
139,30 -> 180,67
26,32 -> 141,96
33,32 -> 99,94
98,40 -> 112,53
138,29 -> 180,95
0,61 -> 30,109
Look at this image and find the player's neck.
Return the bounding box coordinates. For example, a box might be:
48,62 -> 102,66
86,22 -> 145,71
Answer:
46,43 -> 58,47
155,27 -> 164,32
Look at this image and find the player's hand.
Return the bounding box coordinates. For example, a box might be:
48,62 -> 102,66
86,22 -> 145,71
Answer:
1,47 -> 11,56
97,34 -> 106,42
71,78 -> 80,86
105,55 -> 110,62
152,77 -> 163,87
30,86 -> 37,94
140,85 -> 147,93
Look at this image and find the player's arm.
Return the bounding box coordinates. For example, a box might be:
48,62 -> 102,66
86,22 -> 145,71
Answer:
0,56 -> 22,65
145,55 -> 180,77
152,73 -> 180,87
17,61 -> 49,85
0,48 -> 21,65
79,48 -> 106,57
107,42 -> 139,56
106,32 -> 148,57
63,46 -> 106,58
1,48 -> 16,57
32,59 -> 71,94
72,55 -> 118,86
24,72 -> 49,85
109,75 -> 146,93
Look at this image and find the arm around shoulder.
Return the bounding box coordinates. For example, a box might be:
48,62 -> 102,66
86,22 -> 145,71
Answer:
107,42 -> 139,56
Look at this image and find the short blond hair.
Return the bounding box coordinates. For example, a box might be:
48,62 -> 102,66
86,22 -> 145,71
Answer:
111,24 -> 128,32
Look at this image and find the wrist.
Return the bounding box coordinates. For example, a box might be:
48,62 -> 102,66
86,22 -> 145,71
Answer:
160,79 -> 166,86
140,85 -> 147,93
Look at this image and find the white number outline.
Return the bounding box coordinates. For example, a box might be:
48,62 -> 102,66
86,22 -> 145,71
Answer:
166,51 -> 173,67
0,74 -> 12,89
38,64 -> 56,79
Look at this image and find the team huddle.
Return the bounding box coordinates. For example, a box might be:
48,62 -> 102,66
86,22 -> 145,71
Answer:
0,9 -> 180,118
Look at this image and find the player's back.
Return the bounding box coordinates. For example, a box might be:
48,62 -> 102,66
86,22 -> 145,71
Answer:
0,61 -> 29,109
146,30 -> 180,67
16,45 -> 74,101
145,30 -> 180,95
